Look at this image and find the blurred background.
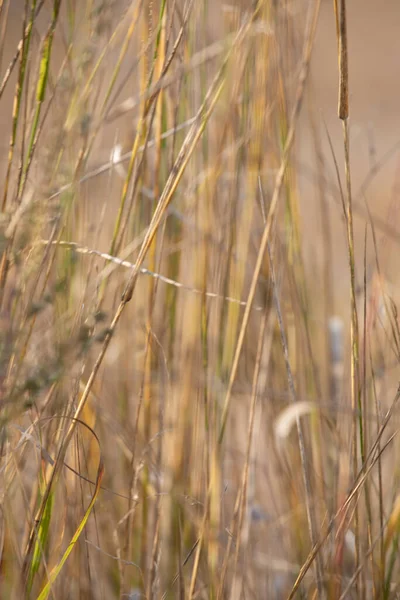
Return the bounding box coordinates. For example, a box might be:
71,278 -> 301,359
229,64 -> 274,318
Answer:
1,1 -> 400,598
3,1 -> 400,306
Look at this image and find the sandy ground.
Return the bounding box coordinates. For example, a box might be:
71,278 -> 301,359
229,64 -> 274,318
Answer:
301,0 -> 400,308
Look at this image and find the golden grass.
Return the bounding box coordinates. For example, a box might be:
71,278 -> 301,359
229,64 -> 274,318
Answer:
1,0 -> 400,598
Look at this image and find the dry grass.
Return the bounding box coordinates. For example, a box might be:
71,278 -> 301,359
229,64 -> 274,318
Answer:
1,1 -> 400,598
